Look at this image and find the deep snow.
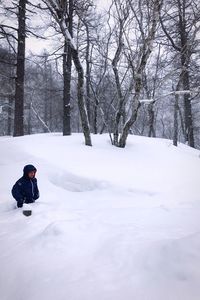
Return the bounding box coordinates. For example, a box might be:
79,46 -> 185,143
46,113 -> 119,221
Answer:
0,133 -> 200,300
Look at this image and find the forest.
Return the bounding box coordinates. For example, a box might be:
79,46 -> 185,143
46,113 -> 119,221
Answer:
0,0 -> 200,148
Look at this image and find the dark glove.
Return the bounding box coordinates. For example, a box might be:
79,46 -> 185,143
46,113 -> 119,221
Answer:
17,199 -> 24,208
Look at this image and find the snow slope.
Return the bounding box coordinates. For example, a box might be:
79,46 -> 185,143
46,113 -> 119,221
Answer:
0,133 -> 200,300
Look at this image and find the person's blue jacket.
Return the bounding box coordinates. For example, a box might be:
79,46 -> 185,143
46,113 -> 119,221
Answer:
12,165 -> 39,208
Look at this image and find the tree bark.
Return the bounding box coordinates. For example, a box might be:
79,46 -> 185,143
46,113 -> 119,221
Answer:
13,0 -> 26,137
72,48 -> 92,146
118,88 -> 141,148
44,54 -> 49,133
112,19 -> 125,146
85,23 -> 91,125
63,0 -> 73,136
173,84 -> 180,147
94,101 -> 98,134
7,95 -> 13,135
63,41 -> 72,135
181,61 -> 194,147
178,0 -> 194,147
173,96 -> 178,147
148,102 -> 156,137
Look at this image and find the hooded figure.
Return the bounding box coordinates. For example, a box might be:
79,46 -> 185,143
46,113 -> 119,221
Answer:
12,165 -> 40,208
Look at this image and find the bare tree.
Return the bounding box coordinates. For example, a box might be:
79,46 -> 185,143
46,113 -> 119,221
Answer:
118,0 -> 162,147
160,0 -> 200,147
43,0 -> 92,146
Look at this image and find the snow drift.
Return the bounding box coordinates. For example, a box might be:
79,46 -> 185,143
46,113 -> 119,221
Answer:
0,133 -> 200,300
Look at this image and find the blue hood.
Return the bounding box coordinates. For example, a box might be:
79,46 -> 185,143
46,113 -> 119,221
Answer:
23,165 -> 37,178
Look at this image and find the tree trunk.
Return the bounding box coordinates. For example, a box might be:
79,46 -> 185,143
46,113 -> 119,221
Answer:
63,41 -> 72,135
63,0 -> 73,136
72,48 -> 92,146
173,94 -> 179,146
7,46 -> 14,136
27,103 -> 31,135
7,95 -> 13,135
44,54 -> 49,133
48,64 -> 53,131
85,23 -> 91,125
148,103 -> 156,137
112,21 -> 124,146
179,0 -> 194,147
119,95 -> 141,148
94,101 -> 98,134
177,104 -> 185,138
182,67 -> 194,147
13,0 -> 26,137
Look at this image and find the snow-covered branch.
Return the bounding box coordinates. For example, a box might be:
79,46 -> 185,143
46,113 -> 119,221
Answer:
139,99 -> 155,103
31,103 -> 51,133
139,87 -> 200,104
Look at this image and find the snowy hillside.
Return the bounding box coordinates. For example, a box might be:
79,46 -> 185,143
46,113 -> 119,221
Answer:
0,133 -> 200,300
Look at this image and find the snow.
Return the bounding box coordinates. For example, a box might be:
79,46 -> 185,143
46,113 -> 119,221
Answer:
139,98 -> 155,103
0,133 -> 200,300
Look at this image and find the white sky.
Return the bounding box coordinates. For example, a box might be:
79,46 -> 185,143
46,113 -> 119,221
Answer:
25,0 -> 112,55
0,0 -> 111,55
95,0 -> 111,10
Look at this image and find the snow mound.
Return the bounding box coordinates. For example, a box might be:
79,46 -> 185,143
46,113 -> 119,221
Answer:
49,170 -> 108,192
0,133 -> 200,300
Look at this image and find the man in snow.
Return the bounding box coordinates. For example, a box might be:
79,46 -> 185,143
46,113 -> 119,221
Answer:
12,165 -> 40,208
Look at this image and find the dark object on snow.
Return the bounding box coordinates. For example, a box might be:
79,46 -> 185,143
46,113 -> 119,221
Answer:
12,164 -> 40,208
23,209 -> 32,217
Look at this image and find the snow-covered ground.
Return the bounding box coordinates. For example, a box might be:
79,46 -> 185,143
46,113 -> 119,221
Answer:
0,133 -> 200,300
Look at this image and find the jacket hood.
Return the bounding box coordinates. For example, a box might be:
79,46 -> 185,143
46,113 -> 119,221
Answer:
23,165 -> 37,177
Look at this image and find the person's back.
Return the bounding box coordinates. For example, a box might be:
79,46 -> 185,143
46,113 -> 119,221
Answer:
12,164 -> 40,208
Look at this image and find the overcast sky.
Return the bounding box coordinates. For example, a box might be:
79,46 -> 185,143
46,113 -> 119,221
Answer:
25,0 -> 111,55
